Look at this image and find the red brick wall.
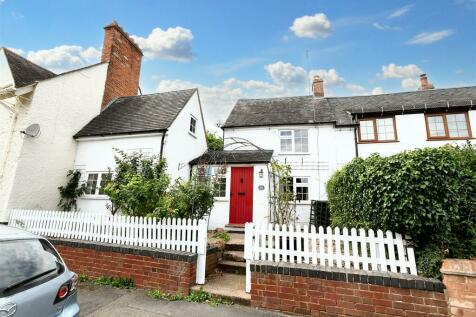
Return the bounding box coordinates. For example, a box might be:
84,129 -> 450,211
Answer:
52,240 -> 196,295
100,21 -> 143,109
251,263 -> 448,317
441,259 -> 476,317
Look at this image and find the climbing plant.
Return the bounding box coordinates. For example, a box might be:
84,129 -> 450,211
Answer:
58,170 -> 87,211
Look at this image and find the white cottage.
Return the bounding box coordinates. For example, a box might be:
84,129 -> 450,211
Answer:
194,75 -> 476,230
73,88 -> 207,213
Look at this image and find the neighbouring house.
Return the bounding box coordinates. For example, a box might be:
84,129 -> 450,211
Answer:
0,20 -> 171,221
192,74 -> 476,229
73,88 -> 207,213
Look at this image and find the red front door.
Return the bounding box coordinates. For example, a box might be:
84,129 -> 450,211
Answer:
229,167 -> 254,224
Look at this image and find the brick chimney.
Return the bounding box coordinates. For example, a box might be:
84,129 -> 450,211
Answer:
100,21 -> 143,110
418,73 -> 434,91
312,75 -> 324,97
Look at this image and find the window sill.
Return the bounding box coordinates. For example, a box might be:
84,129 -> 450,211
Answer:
278,152 -> 310,155
426,137 -> 474,141
80,195 -> 110,200
214,198 -> 229,202
358,140 -> 399,144
188,131 -> 197,138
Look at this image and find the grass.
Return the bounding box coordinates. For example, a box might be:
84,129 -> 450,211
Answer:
213,231 -> 231,243
78,274 -> 90,282
148,287 -> 233,307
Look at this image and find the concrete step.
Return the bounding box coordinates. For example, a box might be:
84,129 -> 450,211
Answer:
218,260 -> 246,275
225,233 -> 244,251
224,225 -> 245,234
223,251 -> 245,262
192,272 -> 250,306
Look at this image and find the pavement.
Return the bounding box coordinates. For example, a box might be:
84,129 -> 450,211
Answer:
77,283 -> 289,317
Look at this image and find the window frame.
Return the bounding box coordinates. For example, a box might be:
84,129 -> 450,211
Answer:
279,129 -> 309,153
189,115 -> 197,135
197,165 -> 228,199
280,176 -> 310,202
358,116 -> 398,143
84,171 -> 112,197
424,112 -> 472,140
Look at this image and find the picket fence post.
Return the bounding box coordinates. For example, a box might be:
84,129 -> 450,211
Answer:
195,218 -> 208,284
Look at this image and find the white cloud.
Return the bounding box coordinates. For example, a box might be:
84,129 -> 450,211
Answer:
407,29 -> 454,45
6,47 -> 24,55
401,77 -> 420,89
380,63 -> 424,90
310,68 -> 345,86
372,23 -> 401,31
380,63 -> 423,79
388,5 -> 413,18
131,27 -> 194,62
26,45 -> 101,73
265,61 -> 307,85
290,13 -> 332,39
346,83 -> 366,94
372,87 -> 384,95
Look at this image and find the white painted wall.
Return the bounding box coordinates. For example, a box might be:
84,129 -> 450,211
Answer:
358,111 -> 476,158
0,63 -> 108,221
223,124 -> 356,225
74,133 -> 164,213
162,91 -> 208,181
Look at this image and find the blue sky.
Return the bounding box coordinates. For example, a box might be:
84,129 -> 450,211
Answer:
1,0 -> 475,128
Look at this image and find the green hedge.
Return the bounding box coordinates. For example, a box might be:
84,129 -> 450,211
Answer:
327,143 -> 476,278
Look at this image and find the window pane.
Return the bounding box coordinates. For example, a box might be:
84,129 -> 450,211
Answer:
86,173 -> 98,194
359,120 -> 375,140
280,131 -> 293,152
427,116 -> 446,137
294,130 -> 308,152
0,239 -> 61,292
98,173 -> 112,195
190,117 -> 196,134
376,118 -> 395,141
296,186 -> 309,201
447,114 -> 469,138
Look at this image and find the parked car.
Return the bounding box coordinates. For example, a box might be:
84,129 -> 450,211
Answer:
0,225 -> 79,317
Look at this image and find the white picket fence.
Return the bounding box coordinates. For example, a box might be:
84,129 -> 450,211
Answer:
244,223 -> 417,292
8,209 -> 208,284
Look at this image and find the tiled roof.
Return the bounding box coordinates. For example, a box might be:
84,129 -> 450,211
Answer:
3,47 -> 56,88
189,150 -> 274,165
74,89 -> 197,138
223,86 -> 476,128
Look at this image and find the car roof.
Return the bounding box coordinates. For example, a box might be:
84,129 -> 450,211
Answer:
0,225 -> 40,241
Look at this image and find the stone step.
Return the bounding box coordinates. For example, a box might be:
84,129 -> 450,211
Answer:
217,260 -> 246,275
223,250 -> 245,262
224,225 -> 245,234
225,232 -> 244,251
191,272 -> 250,306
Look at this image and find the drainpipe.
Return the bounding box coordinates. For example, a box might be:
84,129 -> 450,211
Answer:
159,129 -> 167,160
353,126 -> 359,158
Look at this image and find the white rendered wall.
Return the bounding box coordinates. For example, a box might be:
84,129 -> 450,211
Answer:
74,133 -> 164,213
162,91 -> 208,181
223,125 -> 356,225
1,63 -> 108,221
358,111 -> 476,158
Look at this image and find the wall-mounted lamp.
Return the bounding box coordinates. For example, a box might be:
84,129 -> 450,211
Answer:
259,169 -> 264,178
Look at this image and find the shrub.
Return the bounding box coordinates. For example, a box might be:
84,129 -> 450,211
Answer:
327,143 -> 476,278
104,149 -> 170,217
164,176 -> 215,220
206,131 -> 224,151
58,170 -> 87,211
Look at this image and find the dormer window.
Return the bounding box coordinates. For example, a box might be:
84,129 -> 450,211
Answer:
189,116 -> 197,135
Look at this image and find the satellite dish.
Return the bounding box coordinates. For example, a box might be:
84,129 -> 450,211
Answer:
22,124 -> 41,137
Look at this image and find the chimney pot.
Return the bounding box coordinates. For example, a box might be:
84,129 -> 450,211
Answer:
312,75 -> 324,97
418,73 -> 434,91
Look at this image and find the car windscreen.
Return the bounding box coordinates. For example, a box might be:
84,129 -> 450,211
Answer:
0,239 -> 63,295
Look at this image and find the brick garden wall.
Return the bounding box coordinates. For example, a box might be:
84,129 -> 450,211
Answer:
51,238 -> 196,295
251,261 -> 448,317
205,246 -> 221,277
441,259 -> 476,317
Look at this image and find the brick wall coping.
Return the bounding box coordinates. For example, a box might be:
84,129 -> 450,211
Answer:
49,238 -> 197,262
441,258 -> 476,277
251,260 -> 445,293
